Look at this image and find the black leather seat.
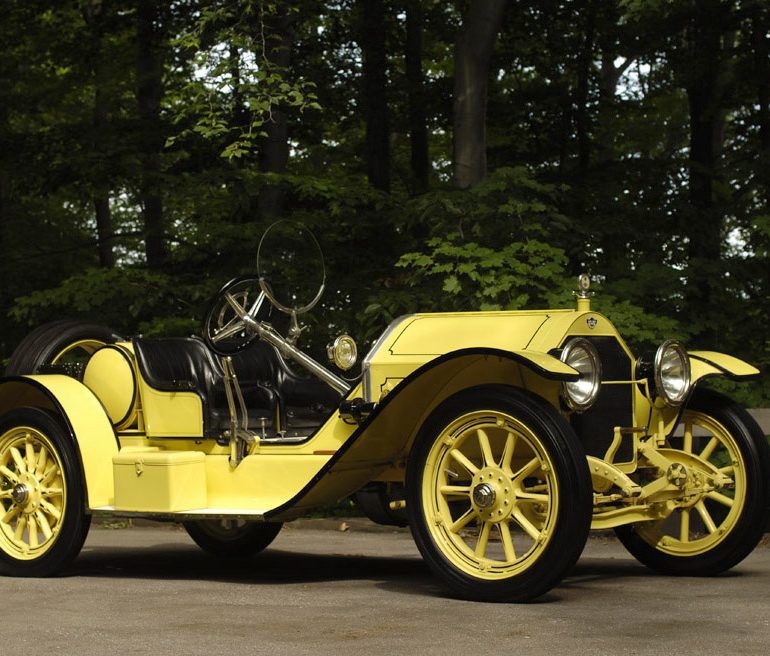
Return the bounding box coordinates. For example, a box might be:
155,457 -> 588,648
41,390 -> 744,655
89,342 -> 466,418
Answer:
133,337 -> 341,439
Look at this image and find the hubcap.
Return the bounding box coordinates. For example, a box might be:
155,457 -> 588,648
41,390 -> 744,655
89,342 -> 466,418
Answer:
472,483 -> 496,509
11,484 -> 29,505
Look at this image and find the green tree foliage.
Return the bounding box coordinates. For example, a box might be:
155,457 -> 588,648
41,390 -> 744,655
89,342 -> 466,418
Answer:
1,0 -> 768,404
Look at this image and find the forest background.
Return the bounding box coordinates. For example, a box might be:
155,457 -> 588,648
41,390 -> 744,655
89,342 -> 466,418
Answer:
1,0 -> 769,405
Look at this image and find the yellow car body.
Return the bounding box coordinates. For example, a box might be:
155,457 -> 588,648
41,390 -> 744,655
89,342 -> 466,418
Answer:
0,280 -> 766,602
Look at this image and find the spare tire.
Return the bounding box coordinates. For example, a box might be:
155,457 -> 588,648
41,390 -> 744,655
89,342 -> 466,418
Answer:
5,319 -> 124,378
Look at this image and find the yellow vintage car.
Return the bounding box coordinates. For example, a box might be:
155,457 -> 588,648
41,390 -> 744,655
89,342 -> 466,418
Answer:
0,222 -> 767,602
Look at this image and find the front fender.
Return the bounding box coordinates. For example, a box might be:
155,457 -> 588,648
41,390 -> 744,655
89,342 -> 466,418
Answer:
689,351 -> 760,383
0,375 -> 118,509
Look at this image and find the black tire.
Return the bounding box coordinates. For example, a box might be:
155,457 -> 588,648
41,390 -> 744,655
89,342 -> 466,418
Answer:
0,407 -> 91,576
615,388 -> 770,576
5,319 -> 123,377
406,385 -> 592,602
183,519 -> 282,557
353,482 -> 408,527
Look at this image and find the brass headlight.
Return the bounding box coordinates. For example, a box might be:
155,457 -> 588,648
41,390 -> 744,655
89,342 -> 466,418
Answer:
327,335 -> 358,371
654,340 -> 691,406
559,338 -> 602,412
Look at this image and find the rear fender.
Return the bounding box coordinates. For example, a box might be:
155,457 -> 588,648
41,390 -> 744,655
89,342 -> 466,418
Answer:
0,375 -> 118,509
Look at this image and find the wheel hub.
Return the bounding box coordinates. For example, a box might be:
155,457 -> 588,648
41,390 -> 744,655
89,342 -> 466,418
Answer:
11,483 -> 29,505
667,463 -> 688,488
471,468 -> 516,523
472,483 -> 496,509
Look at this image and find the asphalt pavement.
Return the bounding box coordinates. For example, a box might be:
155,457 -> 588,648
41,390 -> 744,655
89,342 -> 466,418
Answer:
2,520 -> 769,655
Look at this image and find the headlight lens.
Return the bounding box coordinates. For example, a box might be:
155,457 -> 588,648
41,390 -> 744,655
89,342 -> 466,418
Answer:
560,338 -> 601,412
327,334 -> 358,371
654,340 -> 690,406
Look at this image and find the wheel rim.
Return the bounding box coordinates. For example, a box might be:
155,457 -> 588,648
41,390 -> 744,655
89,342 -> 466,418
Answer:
635,410 -> 746,556
421,410 -> 559,580
52,339 -> 107,366
0,426 -> 67,560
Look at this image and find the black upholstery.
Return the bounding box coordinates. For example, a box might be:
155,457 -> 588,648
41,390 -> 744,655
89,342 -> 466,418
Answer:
133,337 -> 341,438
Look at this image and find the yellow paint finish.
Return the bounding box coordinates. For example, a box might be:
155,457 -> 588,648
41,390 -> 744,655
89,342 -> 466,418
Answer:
389,313 -> 550,355
689,351 -> 759,378
205,453 -> 332,511
0,376 -> 118,508
83,346 -> 137,429
113,449 -> 206,512
137,383 -> 204,437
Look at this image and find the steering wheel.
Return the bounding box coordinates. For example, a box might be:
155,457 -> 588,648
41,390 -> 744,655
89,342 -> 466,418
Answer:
203,276 -> 266,355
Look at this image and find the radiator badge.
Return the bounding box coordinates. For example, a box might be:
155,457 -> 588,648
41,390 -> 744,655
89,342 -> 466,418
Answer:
586,316 -> 598,330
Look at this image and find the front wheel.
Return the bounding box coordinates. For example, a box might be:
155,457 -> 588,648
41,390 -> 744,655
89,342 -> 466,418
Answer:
0,408 -> 91,576
615,388 -> 770,575
183,519 -> 282,557
406,385 -> 592,602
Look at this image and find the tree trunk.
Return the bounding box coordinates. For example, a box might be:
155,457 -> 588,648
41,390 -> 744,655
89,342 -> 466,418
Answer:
258,4 -> 293,219
575,1 -> 596,177
82,1 -> 115,268
752,8 -> 770,210
452,0 -> 507,189
136,0 -> 167,268
359,0 -> 390,192
681,1 -> 735,339
405,0 -> 429,193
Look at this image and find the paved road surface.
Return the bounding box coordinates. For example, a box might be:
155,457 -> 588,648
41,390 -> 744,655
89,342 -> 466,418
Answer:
2,521 -> 768,655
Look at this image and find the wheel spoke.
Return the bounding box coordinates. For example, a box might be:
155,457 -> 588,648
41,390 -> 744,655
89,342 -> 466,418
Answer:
14,515 -> 27,542
449,508 -> 476,534
512,508 -> 541,541
39,500 -> 62,521
439,485 -> 471,497
0,490 -> 13,500
474,521 -> 491,558
41,466 -> 59,487
35,510 -> 53,541
682,421 -> 693,454
699,437 -> 718,462
679,509 -> 690,542
2,503 -> 21,524
500,432 -> 517,473
499,522 -> 516,562
511,457 -> 541,484
27,515 -> 38,548
35,446 -> 48,477
25,439 -> 37,473
449,449 -> 479,476
42,486 -> 63,498
0,465 -> 19,485
477,429 -> 495,467
516,490 -> 550,502
695,500 -> 718,534
10,447 -> 26,474
718,465 -> 734,475
706,491 -> 734,508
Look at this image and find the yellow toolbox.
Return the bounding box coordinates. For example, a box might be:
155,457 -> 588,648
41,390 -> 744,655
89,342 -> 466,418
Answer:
113,449 -> 207,512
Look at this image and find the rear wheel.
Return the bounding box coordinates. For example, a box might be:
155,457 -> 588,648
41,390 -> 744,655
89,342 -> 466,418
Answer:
407,385 -> 592,602
615,389 -> 770,575
5,319 -> 123,377
0,407 -> 90,576
183,519 -> 282,557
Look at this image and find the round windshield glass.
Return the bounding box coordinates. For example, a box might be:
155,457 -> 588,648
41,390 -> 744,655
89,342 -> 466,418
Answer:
256,220 -> 326,314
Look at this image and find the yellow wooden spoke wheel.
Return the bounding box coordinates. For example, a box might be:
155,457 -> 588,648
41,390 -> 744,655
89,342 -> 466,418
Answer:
0,408 -> 90,576
616,389 -> 770,575
407,385 -> 592,602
